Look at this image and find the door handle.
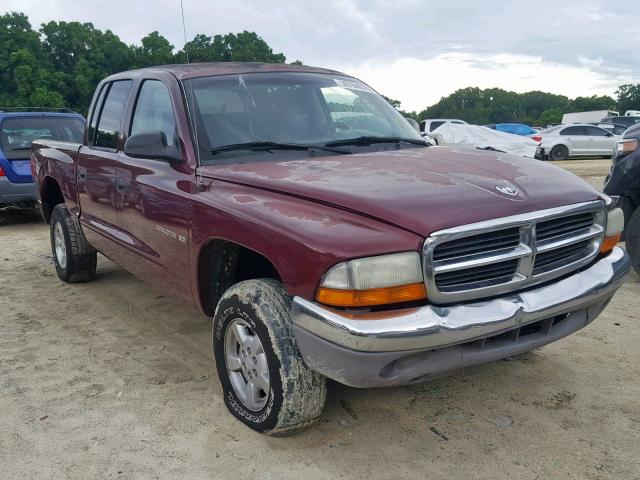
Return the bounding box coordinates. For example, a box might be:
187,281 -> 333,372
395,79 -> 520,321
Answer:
115,176 -> 129,192
78,168 -> 87,181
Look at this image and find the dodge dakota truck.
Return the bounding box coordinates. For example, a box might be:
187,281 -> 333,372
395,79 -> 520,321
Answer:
32,63 -> 630,435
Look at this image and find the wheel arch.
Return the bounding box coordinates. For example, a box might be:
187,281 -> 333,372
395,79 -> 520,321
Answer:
196,238 -> 284,316
40,176 -> 65,224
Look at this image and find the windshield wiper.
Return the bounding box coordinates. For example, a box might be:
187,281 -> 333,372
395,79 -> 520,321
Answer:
324,136 -> 429,148
8,146 -> 32,151
210,141 -> 348,156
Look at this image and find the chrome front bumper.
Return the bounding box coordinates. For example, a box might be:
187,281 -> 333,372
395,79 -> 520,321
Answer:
292,247 -> 630,387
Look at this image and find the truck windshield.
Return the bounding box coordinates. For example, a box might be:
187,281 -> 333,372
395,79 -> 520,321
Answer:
183,72 -> 424,164
0,116 -> 85,160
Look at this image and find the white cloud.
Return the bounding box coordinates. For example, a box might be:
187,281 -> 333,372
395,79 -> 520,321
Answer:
341,52 -> 626,112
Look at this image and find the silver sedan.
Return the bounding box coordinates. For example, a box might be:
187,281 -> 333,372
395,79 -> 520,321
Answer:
532,124 -> 619,160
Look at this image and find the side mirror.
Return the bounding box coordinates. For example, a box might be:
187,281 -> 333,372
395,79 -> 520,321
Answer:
124,131 -> 182,164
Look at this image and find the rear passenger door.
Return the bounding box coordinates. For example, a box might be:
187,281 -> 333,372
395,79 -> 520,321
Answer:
115,78 -> 193,301
559,126 -> 589,155
77,80 -> 133,258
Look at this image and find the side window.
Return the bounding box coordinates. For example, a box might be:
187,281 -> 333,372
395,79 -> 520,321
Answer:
430,121 -> 445,131
130,80 -> 178,147
94,80 -> 133,149
88,84 -> 108,145
560,126 -> 586,136
585,126 -> 609,136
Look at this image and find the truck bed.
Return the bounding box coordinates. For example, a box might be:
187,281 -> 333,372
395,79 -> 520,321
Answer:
31,139 -> 83,217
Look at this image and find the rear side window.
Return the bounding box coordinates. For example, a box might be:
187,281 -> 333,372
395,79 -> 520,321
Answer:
430,121 -> 445,131
130,80 -> 178,146
94,80 -> 133,149
560,126 -> 586,136
88,84 -> 108,144
0,117 -> 85,160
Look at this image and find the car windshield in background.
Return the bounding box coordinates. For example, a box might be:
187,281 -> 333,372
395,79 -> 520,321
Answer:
0,117 -> 84,160
183,72 -> 424,164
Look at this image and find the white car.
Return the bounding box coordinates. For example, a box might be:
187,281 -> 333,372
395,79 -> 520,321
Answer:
531,124 -> 619,160
419,118 -> 467,133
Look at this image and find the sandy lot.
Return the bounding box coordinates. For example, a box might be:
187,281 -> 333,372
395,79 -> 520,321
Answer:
1,160 -> 638,480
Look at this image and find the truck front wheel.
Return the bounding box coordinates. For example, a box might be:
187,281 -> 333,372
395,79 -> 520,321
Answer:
50,204 -> 97,282
213,279 -> 326,435
626,207 -> 640,274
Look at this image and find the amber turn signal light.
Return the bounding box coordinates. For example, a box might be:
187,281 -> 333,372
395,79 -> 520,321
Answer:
316,283 -> 427,308
600,233 -> 621,254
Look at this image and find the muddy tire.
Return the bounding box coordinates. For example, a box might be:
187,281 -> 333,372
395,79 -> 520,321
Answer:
213,279 -> 326,435
550,145 -> 569,160
50,204 -> 97,283
626,207 -> 640,275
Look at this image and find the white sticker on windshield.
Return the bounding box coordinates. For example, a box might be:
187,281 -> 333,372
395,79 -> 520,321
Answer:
333,78 -> 374,93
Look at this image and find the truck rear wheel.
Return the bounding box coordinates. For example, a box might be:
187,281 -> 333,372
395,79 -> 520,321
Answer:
213,279 -> 326,435
50,204 -> 97,282
626,207 -> 640,274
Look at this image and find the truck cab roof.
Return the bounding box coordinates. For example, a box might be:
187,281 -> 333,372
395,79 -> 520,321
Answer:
103,62 -> 345,82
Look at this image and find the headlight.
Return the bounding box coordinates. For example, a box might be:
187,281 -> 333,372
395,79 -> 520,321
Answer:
600,207 -> 624,254
316,252 -> 426,307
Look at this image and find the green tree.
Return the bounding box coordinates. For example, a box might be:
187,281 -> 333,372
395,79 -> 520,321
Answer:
0,12 -> 60,107
569,95 -> 616,112
616,84 -> 640,114
536,108 -> 564,126
40,20 -> 133,112
179,31 -> 286,63
133,31 -> 174,67
382,95 -> 402,109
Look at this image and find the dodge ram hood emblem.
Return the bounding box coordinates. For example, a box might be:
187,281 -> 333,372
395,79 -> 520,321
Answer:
496,185 -> 519,196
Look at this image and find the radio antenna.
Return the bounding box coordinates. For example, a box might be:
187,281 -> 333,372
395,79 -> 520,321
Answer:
180,0 -> 190,63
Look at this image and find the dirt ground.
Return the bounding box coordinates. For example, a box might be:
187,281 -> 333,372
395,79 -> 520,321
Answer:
1,159 -> 638,480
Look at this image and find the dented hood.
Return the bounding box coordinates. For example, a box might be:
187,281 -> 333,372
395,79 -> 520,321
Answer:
198,146 -> 602,237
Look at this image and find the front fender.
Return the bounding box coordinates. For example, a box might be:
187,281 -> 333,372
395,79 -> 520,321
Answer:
190,179 -> 423,303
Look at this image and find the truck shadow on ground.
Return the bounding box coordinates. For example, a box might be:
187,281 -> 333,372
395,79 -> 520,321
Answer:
0,207 -> 43,227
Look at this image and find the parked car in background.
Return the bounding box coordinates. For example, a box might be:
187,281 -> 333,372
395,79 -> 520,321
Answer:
485,123 -> 537,136
592,123 -> 628,136
432,123 -> 538,157
599,116 -> 640,128
1,109 -> 85,209
32,63 -> 629,435
604,123 -> 640,273
532,124 -> 619,160
419,118 -> 467,133
624,110 -> 640,117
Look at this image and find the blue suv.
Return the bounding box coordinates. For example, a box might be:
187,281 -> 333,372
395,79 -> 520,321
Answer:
0,109 -> 85,208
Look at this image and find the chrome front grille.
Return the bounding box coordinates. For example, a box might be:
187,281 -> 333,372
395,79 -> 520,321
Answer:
423,201 -> 606,303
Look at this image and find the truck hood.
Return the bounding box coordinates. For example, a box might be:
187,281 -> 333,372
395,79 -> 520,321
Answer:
198,146 -> 602,237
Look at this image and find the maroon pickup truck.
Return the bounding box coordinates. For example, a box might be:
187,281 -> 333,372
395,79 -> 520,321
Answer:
32,63 -> 630,435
